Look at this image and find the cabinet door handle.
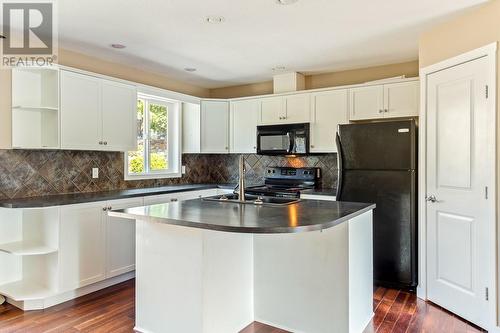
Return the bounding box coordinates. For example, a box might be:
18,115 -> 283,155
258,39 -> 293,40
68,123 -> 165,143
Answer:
108,206 -> 112,210
384,109 -> 389,113
378,109 -> 383,113
170,198 -> 178,202
104,141 -> 108,145
311,145 -> 315,148
102,207 -> 107,211
99,141 -> 103,145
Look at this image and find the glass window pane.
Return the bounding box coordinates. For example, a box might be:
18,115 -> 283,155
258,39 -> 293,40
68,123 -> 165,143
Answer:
128,99 -> 146,174
149,102 -> 168,171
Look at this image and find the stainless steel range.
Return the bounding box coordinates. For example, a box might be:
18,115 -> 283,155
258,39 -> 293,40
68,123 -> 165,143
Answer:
246,167 -> 322,198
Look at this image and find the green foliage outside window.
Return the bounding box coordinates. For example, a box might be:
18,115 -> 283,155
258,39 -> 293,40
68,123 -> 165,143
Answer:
129,152 -> 167,174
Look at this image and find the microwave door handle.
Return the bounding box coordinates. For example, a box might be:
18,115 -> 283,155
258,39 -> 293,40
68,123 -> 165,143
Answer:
286,132 -> 294,153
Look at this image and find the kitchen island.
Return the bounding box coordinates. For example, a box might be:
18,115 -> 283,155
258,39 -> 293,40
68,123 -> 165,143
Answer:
109,198 -> 375,333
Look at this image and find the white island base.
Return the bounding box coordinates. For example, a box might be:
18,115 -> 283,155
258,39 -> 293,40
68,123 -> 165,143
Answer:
134,210 -> 373,333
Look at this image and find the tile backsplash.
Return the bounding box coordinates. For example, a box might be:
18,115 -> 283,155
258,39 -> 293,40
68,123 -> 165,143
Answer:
0,150 -> 338,199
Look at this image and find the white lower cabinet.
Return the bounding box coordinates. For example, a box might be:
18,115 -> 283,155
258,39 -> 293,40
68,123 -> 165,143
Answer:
0,188 -> 223,310
105,197 -> 143,278
144,189 -> 218,205
59,202 -> 106,291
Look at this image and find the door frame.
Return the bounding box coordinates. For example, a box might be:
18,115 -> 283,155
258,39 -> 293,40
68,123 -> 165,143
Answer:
418,42 -> 497,330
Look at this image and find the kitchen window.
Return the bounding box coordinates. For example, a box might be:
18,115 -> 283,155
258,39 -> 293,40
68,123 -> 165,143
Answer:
125,93 -> 181,180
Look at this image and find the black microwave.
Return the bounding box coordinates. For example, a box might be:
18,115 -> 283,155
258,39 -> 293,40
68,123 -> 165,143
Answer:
256,123 -> 310,155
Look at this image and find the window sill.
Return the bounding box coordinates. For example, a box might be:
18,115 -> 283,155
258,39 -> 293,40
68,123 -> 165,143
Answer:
124,171 -> 182,181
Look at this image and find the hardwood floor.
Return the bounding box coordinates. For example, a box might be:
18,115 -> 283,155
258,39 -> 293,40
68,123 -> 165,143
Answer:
362,287 -> 485,333
0,281 -> 485,333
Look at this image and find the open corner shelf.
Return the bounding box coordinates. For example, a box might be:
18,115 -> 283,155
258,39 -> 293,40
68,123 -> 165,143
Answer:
0,241 -> 58,256
0,280 -> 55,301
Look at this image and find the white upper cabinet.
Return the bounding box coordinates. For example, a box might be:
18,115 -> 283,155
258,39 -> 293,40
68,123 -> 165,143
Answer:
230,99 -> 260,153
349,85 -> 385,120
101,80 -> 137,151
60,70 -> 137,152
349,79 -> 419,120
285,93 -> 310,123
383,81 -> 419,118
200,100 -> 229,153
260,96 -> 285,124
260,94 -> 310,124
60,70 -> 102,150
11,68 -> 60,149
182,103 -> 201,153
310,89 -> 348,153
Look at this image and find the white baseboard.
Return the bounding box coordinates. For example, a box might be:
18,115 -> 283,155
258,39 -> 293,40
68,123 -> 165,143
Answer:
7,271 -> 135,311
254,318 -> 307,333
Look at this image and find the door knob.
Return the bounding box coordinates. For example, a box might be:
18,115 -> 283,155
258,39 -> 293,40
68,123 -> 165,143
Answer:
426,195 -> 438,203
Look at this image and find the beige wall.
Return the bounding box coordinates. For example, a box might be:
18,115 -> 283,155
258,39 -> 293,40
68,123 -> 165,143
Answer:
0,48 -> 210,148
209,80 -> 274,99
419,1 -> 500,68
58,49 -> 210,97
209,60 -> 419,98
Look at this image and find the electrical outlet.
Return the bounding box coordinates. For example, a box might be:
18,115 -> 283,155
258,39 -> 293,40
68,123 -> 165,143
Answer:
92,168 -> 99,179
182,165 -> 186,174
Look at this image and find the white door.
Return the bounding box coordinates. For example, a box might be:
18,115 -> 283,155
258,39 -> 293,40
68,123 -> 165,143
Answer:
426,56 -> 493,329
285,94 -> 310,123
101,80 -> 137,151
310,89 -> 348,153
260,96 -> 285,124
59,202 -> 106,291
349,85 -> 384,120
105,197 -> 143,278
60,70 -> 102,150
200,100 -> 229,153
230,100 -> 260,153
384,81 -> 419,118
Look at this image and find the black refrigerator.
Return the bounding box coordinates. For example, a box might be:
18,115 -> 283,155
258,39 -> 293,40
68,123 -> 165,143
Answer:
336,120 -> 417,289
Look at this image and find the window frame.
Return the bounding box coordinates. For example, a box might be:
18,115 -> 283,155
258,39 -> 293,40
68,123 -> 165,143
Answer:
124,93 -> 182,180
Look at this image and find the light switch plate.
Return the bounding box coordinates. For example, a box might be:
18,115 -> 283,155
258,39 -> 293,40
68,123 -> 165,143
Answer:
92,168 -> 99,179
182,165 -> 186,174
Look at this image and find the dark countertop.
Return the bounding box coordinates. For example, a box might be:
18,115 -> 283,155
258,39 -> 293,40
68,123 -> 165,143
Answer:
108,198 -> 375,234
0,184 -> 236,209
0,183 -> 337,209
301,188 -> 337,196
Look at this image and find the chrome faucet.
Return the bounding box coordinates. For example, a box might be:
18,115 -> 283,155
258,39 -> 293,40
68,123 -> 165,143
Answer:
237,155 -> 246,202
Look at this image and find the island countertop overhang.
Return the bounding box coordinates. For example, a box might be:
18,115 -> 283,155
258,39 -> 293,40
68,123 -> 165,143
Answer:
108,198 -> 375,234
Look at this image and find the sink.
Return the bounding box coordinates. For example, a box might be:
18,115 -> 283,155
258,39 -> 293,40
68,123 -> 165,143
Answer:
203,194 -> 300,207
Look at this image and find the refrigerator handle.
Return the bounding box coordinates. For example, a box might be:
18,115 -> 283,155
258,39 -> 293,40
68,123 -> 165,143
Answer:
335,132 -> 343,200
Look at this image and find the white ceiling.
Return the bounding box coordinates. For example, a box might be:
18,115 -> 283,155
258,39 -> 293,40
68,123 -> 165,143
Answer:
59,0 -> 487,89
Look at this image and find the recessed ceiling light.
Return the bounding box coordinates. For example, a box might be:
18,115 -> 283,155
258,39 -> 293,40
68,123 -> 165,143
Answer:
272,66 -> 286,72
276,0 -> 298,5
111,43 -> 126,49
184,67 -> 197,72
206,16 -> 225,24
